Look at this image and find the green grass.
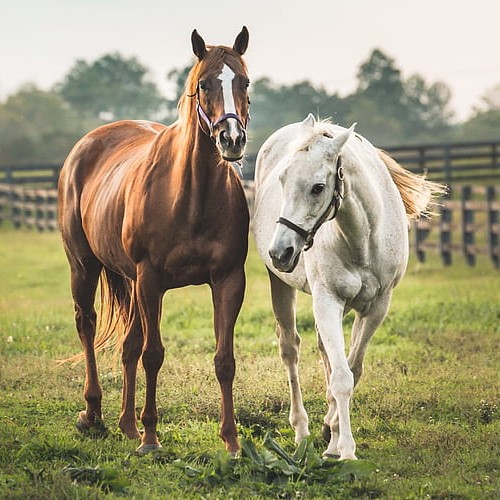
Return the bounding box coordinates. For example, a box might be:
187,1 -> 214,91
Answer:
0,224 -> 499,499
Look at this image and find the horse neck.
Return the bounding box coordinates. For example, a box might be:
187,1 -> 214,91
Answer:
163,120 -> 226,205
334,157 -> 388,258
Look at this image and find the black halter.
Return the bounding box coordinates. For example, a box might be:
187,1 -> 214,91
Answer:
277,156 -> 345,251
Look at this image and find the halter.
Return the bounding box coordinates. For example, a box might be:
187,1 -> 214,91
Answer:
192,84 -> 249,138
277,156 -> 345,251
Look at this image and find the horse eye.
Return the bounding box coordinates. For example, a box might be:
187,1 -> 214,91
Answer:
199,80 -> 207,91
243,79 -> 250,89
311,183 -> 325,196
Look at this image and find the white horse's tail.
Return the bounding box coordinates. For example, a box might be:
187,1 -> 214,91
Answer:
378,149 -> 447,220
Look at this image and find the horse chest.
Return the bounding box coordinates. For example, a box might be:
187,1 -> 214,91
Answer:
152,234 -> 245,289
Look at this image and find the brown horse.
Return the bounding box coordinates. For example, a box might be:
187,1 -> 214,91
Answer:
58,27 -> 250,455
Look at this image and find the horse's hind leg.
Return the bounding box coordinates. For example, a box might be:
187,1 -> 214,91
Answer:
268,269 -> 309,443
67,254 -> 106,433
347,295 -> 391,385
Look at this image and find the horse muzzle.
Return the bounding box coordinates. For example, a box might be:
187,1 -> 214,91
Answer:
268,242 -> 301,273
216,119 -> 247,161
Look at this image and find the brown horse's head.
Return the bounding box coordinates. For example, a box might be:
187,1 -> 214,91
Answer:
185,27 -> 250,161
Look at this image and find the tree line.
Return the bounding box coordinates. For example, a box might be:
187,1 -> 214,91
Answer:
1,49 -> 499,165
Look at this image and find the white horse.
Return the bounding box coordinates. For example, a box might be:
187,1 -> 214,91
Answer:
252,114 -> 443,460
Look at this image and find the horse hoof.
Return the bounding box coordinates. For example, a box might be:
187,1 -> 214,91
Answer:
322,452 -> 340,460
321,424 -> 331,442
135,443 -> 162,456
76,411 -> 108,437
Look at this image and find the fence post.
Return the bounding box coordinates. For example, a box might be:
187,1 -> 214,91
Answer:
487,186 -> 499,268
415,220 -> 430,263
440,203 -> 452,266
0,184 -> 10,225
461,185 -> 475,266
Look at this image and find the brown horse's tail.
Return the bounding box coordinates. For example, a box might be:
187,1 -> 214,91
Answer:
378,149 -> 447,220
59,267 -> 132,365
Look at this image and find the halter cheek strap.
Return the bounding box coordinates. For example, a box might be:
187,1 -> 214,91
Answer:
277,156 -> 345,251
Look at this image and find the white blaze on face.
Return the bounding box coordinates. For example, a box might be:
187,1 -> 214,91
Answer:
217,64 -> 239,142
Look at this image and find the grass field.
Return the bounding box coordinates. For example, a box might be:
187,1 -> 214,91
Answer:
0,225 -> 498,499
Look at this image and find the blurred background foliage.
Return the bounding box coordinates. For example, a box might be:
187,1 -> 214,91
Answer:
1,48 -> 499,165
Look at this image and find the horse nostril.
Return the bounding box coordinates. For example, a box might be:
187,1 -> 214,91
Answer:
280,246 -> 294,264
219,130 -> 231,149
236,130 -> 247,148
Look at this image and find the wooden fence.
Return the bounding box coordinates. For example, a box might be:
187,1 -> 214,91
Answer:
413,185 -> 499,268
1,139 -> 499,267
0,183 -> 58,231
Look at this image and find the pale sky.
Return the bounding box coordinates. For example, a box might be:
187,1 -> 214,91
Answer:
1,0 -> 499,122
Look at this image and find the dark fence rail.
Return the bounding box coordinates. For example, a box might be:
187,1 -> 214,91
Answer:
384,141 -> 500,184
0,164 -> 60,188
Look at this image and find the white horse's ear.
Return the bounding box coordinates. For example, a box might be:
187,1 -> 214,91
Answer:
301,113 -> 316,129
331,123 -> 356,152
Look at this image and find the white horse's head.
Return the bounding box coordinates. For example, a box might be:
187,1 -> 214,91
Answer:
269,114 -> 354,273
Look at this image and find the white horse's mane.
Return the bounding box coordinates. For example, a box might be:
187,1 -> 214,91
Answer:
290,117 -> 337,153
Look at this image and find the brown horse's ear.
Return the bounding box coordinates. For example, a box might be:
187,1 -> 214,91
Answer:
191,29 -> 207,60
233,26 -> 249,55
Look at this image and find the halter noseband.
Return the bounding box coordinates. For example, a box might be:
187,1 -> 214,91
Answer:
192,84 -> 249,138
277,156 -> 345,251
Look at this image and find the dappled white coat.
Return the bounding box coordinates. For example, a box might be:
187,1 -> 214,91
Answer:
251,114 -> 409,460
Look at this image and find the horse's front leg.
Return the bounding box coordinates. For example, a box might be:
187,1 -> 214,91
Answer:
324,296 -> 392,451
316,328 -> 337,443
119,304 -> 143,440
312,289 -> 356,460
268,269 -> 309,443
135,264 -> 165,455
210,266 -> 245,455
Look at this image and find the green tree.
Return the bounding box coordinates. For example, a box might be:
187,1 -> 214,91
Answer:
356,49 -> 404,112
402,76 -> 454,138
0,85 -> 82,164
459,108 -> 500,141
350,48 -> 453,144
56,53 -> 166,121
